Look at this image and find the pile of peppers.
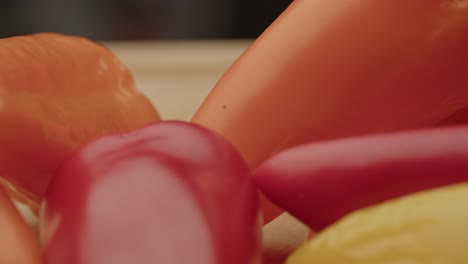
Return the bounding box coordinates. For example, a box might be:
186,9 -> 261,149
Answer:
2,1 -> 468,263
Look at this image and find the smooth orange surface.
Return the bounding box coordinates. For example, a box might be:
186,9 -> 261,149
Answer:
0,33 -> 160,207
192,0 -> 468,222
0,186 -> 42,264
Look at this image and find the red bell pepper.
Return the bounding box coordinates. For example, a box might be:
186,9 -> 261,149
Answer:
40,121 -> 261,264
254,125 -> 468,231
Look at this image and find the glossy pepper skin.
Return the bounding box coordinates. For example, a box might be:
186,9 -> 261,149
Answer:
40,121 -> 261,264
287,182 -> 468,264
0,186 -> 42,264
192,0 -> 468,223
0,33 -> 160,207
254,126 -> 468,231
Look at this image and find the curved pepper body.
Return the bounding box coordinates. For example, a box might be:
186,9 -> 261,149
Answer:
192,0 -> 468,222
254,126 -> 468,231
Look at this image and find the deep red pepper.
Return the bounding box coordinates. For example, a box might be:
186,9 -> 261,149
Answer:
254,125 -> 468,231
40,121 -> 261,264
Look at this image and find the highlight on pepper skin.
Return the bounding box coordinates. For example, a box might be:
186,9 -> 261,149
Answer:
0,186 -> 42,264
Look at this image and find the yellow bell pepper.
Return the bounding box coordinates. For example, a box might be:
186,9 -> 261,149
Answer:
287,182 -> 468,263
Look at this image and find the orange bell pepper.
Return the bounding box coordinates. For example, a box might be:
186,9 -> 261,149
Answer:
0,33 -> 160,208
0,186 -> 42,264
192,0 -> 468,223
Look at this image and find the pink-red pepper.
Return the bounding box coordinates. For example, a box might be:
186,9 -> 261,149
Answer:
254,125 -> 468,231
40,121 -> 261,264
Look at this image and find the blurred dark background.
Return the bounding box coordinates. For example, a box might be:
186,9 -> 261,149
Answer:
0,0 -> 293,40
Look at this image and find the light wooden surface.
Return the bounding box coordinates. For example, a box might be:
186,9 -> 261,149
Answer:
105,40 -> 251,121
103,40 -> 310,264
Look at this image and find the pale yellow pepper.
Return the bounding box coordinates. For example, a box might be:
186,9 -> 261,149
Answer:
287,182 -> 468,264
